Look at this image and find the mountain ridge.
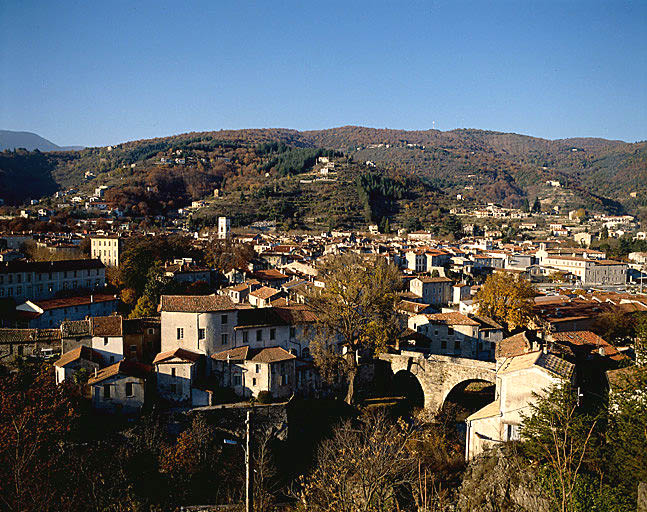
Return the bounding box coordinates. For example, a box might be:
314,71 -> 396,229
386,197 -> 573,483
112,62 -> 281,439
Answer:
0,130 -> 84,152
1,126 -> 645,224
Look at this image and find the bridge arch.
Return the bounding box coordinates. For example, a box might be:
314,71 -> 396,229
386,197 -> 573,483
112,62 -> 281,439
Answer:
393,369 -> 425,408
441,378 -> 496,415
380,351 -> 497,413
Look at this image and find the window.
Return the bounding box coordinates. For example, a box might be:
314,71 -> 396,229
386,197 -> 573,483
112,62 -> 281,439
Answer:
221,314 -> 228,325
104,337 -> 109,345
125,382 -> 134,397
454,340 -> 461,350
289,326 -> 296,338
103,384 -> 111,399
130,345 -> 137,355
171,368 -> 176,378
233,375 -> 242,386
177,328 -> 184,340
148,328 -> 154,335
441,340 -> 447,350
447,327 -> 454,336
243,331 -> 249,343
17,345 -> 24,356
198,328 -> 206,340
255,364 -> 261,373
221,333 -> 228,345
256,329 -> 262,342
170,383 -> 176,393
252,378 -> 257,386
110,356 -> 115,363
270,328 -> 276,340
281,374 -> 289,385
506,424 -> 521,441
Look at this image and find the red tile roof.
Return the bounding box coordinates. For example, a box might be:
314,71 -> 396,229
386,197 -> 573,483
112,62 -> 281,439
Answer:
153,347 -> 203,364
211,345 -> 296,363
159,294 -> 237,313
88,360 -> 152,385
54,346 -> 103,367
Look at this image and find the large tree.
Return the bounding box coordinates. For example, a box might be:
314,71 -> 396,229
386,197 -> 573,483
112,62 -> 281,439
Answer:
307,253 -> 402,404
521,384 -> 600,512
475,272 -> 536,330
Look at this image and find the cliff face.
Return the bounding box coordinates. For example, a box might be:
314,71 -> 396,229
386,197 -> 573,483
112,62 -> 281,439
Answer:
456,446 -> 549,512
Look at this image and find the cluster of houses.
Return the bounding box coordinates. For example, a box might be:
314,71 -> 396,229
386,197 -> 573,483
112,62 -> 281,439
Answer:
0,224 -> 645,468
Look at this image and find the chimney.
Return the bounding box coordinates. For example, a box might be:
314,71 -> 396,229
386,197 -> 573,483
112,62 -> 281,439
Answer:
94,368 -> 97,377
90,294 -> 94,303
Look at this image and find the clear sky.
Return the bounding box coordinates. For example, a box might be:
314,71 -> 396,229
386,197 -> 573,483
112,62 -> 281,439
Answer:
1,0 -> 646,147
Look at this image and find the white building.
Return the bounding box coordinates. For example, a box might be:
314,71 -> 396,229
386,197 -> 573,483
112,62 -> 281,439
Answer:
218,216 -> 231,239
465,350 -> 575,460
91,236 -> 123,267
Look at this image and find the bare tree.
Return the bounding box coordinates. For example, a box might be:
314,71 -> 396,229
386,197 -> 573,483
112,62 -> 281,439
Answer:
307,254 -> 402,404
295,412 -> 418,512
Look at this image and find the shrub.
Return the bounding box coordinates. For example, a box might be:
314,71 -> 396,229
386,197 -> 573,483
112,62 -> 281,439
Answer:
257,391 -> 273,404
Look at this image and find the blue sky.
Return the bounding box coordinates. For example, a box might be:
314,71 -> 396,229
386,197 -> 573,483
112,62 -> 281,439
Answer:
1,0 -> 646,146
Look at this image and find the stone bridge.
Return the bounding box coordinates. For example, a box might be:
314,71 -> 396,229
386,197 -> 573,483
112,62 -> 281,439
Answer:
379,350 -> 496,413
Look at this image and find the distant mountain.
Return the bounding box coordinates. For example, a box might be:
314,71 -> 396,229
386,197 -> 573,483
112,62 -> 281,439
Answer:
0,130 -> 83,152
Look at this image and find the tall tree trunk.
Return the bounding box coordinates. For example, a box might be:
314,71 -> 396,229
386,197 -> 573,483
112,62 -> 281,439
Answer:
345,353 -> 358,405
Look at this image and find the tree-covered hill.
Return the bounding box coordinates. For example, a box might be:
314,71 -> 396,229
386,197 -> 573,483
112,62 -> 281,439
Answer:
0,127 -> 645,221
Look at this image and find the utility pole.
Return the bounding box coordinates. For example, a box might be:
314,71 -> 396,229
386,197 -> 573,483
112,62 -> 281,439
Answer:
246,410 -> 253,512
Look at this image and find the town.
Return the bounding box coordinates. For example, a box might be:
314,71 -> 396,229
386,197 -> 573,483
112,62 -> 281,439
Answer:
1,195 -> 646,510
2,1 -> 647,509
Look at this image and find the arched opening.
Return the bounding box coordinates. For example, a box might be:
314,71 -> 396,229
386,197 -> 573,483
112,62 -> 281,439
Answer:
392,370 -> 425,409
442,379 -> 495,422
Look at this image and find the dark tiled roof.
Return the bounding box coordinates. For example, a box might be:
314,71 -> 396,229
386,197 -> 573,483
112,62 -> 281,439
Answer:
61,320 -> 90,337
0,328 -> 61,343
551,331 -> 626,361
30,294 -> 117,311
0,258 -> 104,274
159,295 -> 237,313
251,269 -> 289,281
536,352 -> 575,380
607,365 -> 647,391
90,315 -> 123,337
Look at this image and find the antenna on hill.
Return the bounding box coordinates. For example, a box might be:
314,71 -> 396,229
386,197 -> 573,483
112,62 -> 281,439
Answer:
432,121 -> 436,130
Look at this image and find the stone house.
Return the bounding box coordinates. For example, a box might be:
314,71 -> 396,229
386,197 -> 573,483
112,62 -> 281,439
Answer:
0,327 -> 61,362
159,295 -> 239,357
153,347 -> 209,406
16,294 -> 118,329
53,345 -> 103,384
211,345 -> 296,400
409,277 -> 452,306
60,316 -> 161,364
465,350 -> 575,460
88,360 -> 152,414
408,312 -> 483,359
249,286 -> 282,308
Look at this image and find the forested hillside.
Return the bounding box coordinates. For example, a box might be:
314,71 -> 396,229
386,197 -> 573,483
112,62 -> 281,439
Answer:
0,127 -> 645,221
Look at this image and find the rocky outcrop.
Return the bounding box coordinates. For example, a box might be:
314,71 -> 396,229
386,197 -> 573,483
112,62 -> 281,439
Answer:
456,445 -> 549,512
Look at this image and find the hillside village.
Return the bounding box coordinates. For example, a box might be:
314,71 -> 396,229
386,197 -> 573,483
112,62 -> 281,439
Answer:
1,190 -> 646,509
